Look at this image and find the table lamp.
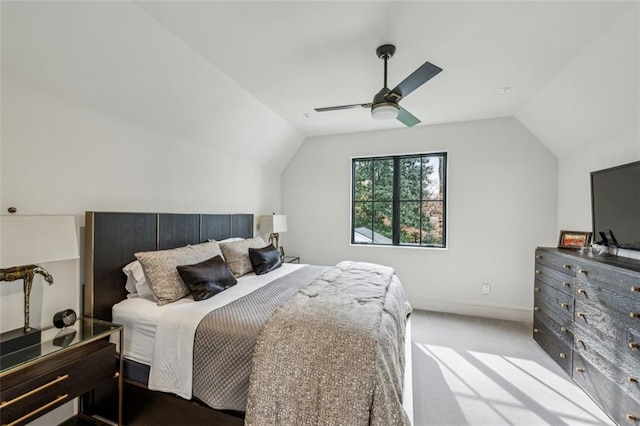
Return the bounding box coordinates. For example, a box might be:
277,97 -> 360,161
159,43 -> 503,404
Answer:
259,214 -> 287,251
0,215 -> 79,355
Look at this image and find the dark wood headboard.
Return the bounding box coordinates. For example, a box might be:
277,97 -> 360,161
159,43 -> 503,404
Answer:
84,212 -> 254,321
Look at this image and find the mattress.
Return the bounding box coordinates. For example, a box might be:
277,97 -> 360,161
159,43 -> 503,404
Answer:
112,263 -> 305,366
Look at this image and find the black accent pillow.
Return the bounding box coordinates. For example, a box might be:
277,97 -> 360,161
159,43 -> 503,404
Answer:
249,244 -> 282,275
176,255 -> 237,301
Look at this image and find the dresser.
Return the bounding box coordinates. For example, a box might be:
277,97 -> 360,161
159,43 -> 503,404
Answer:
0,318 -> 122,426
534,248 -> 640,424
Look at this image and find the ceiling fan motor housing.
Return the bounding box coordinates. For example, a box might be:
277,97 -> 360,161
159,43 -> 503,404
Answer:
371,87 -> 399,120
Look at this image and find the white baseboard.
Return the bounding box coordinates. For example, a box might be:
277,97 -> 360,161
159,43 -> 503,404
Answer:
408,296 -> 532,323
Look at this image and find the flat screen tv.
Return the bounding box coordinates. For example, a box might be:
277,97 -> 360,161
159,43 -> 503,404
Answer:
591,160 -> 640,251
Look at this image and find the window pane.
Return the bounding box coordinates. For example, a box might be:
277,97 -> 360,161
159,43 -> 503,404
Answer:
399,201 -> 421,244
373,159 -> 393,202
353,201 -> 373,243
421,200 -> 444,245
373,202 -> 393,243
400,157 -> 422,201
353,160 -> 373,202
422,156 -> 444,201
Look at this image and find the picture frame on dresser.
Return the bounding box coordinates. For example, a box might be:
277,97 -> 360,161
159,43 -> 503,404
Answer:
557,230 -> 592,249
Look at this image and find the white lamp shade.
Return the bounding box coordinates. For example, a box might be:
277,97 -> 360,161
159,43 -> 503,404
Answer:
1,215 -> 79,268
259,215 -> 287,234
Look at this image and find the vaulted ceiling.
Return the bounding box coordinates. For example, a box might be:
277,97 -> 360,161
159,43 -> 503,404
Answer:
2,1 -> 637,166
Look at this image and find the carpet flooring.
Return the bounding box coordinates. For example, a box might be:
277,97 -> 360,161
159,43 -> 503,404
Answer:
411,310 -> 614,426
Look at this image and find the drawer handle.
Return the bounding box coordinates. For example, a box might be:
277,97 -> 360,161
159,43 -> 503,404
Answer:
535,270 -> 541,275
0,374 -> 68,409
575,367 -> 585,373
563,264 -> 571,269
629,342 -> 639,349
559,352 -> 567,358
534,287 -> 540,292
578,269 -> 587,274
631,286 -> 639,292
577,288 -> 586,294
631,312 -> 640,318
3,393 -> 68,426
536,255 -> 542,259
577,312 -> 586,319
533,328 -> 539,333
576,339 -> 584,346
534,306 -> 540,311
560,303 -> 569,309
560,326 -> 568,333
629,377 -> 638,383
627,414 -> 639,421
562,282 -> 571,288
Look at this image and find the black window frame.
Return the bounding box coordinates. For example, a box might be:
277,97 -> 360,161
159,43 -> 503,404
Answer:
351,152 -> 447,248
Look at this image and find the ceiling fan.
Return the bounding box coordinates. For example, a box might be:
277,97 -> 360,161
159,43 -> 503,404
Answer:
314,44 -> 442,127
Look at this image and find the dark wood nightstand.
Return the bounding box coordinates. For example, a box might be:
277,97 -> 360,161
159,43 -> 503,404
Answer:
283,256 -> 300,264
0,318 -> 123,426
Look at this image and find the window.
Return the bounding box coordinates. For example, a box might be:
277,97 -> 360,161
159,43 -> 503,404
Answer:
351,152 -> 447,248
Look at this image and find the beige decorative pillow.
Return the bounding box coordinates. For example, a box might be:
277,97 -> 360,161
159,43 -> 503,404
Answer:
135,241 -> 224,305
219,236 -> 267,277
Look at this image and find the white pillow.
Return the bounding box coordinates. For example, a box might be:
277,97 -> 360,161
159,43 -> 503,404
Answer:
122,260 -> 152,299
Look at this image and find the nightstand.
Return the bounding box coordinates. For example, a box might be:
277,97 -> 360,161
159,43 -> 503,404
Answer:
283,256 -> 300,264
0,318 -> 122,426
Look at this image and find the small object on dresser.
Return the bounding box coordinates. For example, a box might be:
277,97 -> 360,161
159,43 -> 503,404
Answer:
53,308 -> 77,328
557,230 -> 592,249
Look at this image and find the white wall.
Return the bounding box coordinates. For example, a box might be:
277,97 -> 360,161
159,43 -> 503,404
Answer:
518,4 -> 639,262
0,80 -> 286,329
282,117 -> 556,322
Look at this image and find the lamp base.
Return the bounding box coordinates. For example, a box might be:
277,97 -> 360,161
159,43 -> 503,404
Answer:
0,327 -> 41,356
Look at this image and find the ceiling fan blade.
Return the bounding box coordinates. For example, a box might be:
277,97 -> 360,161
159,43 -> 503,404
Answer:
315,103 -> 372,112
396,106 -> 421,128
388,61 -> 442,101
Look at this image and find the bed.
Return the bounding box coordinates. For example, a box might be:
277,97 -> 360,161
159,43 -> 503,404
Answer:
83,211 -> 412,425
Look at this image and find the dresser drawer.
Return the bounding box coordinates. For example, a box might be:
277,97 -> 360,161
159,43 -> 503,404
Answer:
534,312 -> 573,348
0,340 -> 115,425
534,280 -> 574,324
576,274 -> 640,327
576,261 -> 640,304
533,315 -> 572,376
574,319 -> 640,386
535,264 -> 574,296
573,351 -> 640,425
535,250 -> 576,277
573,332 -> 640,406
574,299 -> 640,368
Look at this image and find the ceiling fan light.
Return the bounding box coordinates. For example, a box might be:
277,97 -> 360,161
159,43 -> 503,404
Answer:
371,103 -> 399,120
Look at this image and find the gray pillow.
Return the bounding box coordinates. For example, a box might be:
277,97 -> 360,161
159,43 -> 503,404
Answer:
135,241 -> 224,305
219,236 -> 266,277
